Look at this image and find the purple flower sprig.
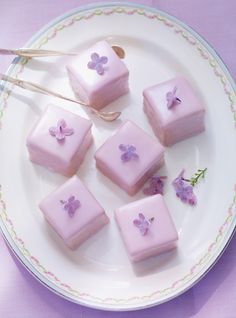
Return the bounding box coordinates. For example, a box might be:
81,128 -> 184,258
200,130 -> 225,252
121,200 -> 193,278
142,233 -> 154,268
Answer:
166,86 -> 181,109
172,170 -> 197,206
133,213 -> 155,236
49,119 -> 74,142
143,176 -> 167,196
87,52 -> 108,75
119,144 -> 139,162
60,196 -> 81,217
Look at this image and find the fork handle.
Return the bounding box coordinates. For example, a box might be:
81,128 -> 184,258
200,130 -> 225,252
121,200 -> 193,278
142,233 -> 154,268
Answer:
0,48 -> 77,57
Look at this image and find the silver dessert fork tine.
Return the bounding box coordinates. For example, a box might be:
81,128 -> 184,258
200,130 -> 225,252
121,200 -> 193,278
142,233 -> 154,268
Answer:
0,73 -> 121,122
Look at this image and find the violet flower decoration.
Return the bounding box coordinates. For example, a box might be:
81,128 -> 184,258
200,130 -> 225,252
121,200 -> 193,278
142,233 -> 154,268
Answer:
166,86 -> 181,109
87,52 -> 108,75
143,176 -> 167,196
49,119 -> 74,142
60,196 -> 81,217
119,144 -> 139,162
133,213 -> 154,236
172,170 -> 197,206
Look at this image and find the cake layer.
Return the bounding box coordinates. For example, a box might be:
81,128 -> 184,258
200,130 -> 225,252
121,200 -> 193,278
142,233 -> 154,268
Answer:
131,241 -> 177,262
96,157 -> 164,196
144,98 -> 205,146
66,214 -> 109,250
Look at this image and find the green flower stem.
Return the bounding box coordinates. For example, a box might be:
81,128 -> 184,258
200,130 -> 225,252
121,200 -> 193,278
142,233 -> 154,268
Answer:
183,168 -> 207,187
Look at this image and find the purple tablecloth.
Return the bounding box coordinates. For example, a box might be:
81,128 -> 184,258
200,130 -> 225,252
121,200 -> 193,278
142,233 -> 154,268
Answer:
0,1 -> 235,317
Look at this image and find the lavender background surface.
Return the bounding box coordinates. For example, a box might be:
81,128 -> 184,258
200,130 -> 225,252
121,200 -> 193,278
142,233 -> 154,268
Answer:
0,1 -> 235,317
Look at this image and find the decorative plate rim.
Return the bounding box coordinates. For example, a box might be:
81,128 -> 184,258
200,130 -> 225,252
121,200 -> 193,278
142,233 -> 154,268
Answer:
0,2 -> 235,311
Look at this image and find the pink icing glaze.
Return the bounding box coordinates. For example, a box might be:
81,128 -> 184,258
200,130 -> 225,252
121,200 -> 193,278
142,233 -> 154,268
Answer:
26,104 -> 92,177
94,120 -> 165,196
115,194 -> 178,262
66,40 -> 129,109
143,77 -> 205,146
39,175 -> 109,250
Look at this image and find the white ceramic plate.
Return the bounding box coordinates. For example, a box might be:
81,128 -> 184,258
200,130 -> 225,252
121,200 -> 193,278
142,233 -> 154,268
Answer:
0,2 -> 235,311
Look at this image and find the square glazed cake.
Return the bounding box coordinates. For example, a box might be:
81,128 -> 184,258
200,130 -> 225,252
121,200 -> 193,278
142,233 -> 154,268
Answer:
26,104 -> 92,177
143,77 -> 205,146
94,120 -> 165,196
115,194 -> 178,262
66,40 -> 129,109
39,175 -> 109,250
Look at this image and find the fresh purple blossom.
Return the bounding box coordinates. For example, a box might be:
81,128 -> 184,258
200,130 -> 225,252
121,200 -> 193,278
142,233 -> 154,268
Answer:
133,213 -> 154,236
119,144 -> 139,162
87,52 -> 108,75
166,86 -> 181,109
49,119 -> 74,142
60,196 -> 81,217
172,170 -> 197,206
143,176 -> 167,196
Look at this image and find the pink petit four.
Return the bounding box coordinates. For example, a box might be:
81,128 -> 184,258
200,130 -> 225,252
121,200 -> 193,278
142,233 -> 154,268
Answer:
39,175 -> 109,250
115,194 -> 178,262
143,77 -> 205,146
66,40 -> 129,109
26,104 -> 92,177
94,120 -> 165,196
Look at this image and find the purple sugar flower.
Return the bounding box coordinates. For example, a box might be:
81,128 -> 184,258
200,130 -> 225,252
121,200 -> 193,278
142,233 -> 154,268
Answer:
143,176 -> 167,196
87,52 -> 108,75
119,144 -> 139,162
60,196 -> 81,217
49,119 -> 74,142
166,86 -> 181,109
172,170 -> 197,206
133,213 -> 154,236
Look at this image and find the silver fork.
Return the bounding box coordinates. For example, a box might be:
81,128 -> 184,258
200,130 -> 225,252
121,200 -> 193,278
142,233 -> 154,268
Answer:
0,73 -> 121,122
0,46 -> 125,59
0,48 -> 77,57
